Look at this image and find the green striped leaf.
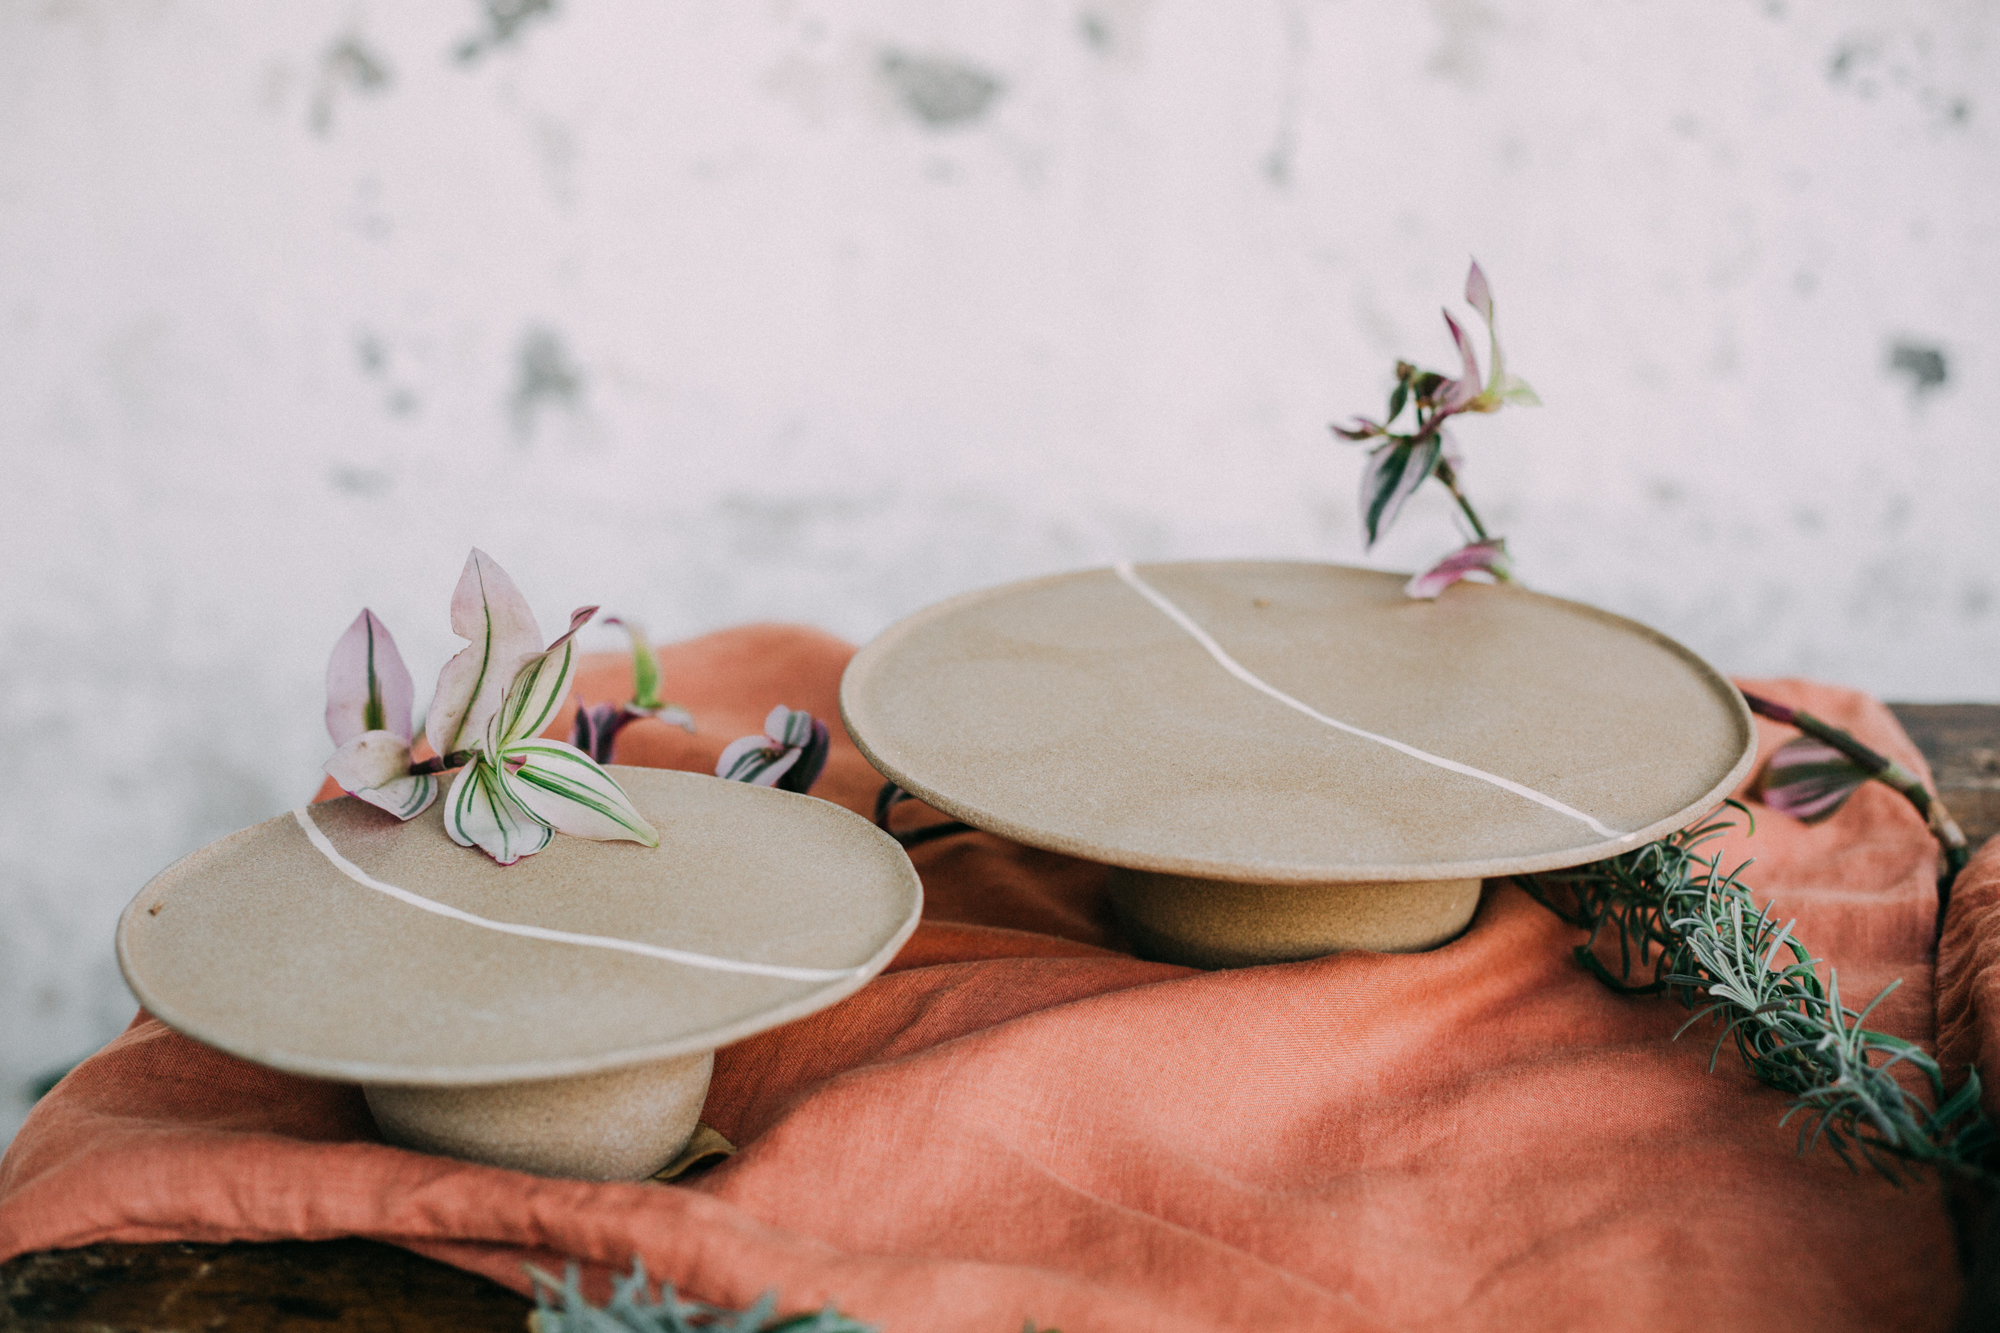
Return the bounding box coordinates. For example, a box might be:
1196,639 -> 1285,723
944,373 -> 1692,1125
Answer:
494,605 -> 597,749
445,755 -> 552,865
1755,737 -> 1872,824
606,617 -> 666,713
350,773 -> 437,821
427,550 -> 545,761
325,609 -> 415,746
715,707 -> 829,793
717,735 -> 798,787
503,738 -> 660,846
1359,435 -> 1442,548
325,730 -> 416,794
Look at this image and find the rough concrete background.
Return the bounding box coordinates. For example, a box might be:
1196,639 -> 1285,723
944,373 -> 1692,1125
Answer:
0,0 -> 1994,1137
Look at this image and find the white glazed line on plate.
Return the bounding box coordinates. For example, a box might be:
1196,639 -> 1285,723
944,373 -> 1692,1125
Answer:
1111,562 -> 1625,840
291,806 -> 864,983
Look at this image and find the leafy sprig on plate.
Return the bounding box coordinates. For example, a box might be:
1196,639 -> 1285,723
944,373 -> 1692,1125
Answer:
321,549 -> 659,864
1340,265 -> 1990,1181
1331,259 -> 1538,598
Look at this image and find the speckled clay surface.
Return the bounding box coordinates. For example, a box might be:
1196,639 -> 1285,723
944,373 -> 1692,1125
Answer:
843,561 -> 1755,960
1110,871 -> 1483,969
365,1052 -> 714,1182
118,768 -> 921,1176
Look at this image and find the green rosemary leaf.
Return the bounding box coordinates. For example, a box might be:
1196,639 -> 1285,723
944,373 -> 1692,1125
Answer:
1515,805 -> 1996,1185
528,1260 -> 876,1333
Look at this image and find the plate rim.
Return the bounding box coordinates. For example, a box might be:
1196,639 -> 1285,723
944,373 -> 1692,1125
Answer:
117,768 -> 923,1086
841,559 -> 1757,884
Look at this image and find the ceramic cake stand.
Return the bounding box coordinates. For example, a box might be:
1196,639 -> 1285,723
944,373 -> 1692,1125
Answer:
841,560 -> 1754,969
118,769 -> 921,1181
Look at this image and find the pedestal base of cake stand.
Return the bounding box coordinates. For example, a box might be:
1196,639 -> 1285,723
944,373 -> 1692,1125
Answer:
365,1050 -> 714,1182
1109,870 -> 1483,969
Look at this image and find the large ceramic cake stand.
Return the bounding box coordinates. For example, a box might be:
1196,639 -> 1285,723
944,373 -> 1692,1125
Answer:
119,768 -> 921,1180
841,560 -> 1754,969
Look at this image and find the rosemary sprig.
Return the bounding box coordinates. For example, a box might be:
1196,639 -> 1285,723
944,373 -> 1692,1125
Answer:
527,1263 -> 1066,1333
527,1261 -> 876,1333
1516,804 -> 1995,1184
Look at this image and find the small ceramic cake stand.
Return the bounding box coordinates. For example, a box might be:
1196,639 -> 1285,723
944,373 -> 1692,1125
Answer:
118,768 -> 921,1180
841,560 -> 1754,969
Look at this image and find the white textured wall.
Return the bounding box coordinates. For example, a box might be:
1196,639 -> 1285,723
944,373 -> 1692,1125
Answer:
1,0 -> 1994,1137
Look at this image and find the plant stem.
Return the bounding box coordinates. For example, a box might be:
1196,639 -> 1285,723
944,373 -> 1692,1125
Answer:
1431,458 -> 1498,551
1741,690 -> 1970,911
407,749 -> 474,776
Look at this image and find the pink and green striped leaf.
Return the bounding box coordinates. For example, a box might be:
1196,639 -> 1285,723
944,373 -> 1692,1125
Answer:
324,731 -> 438,821
502,738 -> 660,846
493,605 -> 596,750
1359,435 -> 1443,549
350,773 -> 438,821
325,730 -> 415,793
1436,309 -> 1483,411
1755,737 -> 1873,824
427,549 -> 545,761
1404,538 -> 1512,600
716,706 -> 830,794
444,754 -> 552,865
325,609 -> 415,745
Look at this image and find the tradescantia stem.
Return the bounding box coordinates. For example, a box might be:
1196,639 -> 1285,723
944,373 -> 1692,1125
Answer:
407,750 -> 476,776
1431,458 -> 1502,561
1741,690 -> 1970,908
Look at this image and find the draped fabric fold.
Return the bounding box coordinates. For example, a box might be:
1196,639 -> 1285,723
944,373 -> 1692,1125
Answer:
0,633 -> 1970,1330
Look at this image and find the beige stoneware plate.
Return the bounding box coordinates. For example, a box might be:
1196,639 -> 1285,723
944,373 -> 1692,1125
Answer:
842,560 -> 1755,966
118,768 -> 922,1178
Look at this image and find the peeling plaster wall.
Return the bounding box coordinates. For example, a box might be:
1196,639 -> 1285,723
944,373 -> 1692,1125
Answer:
0,0 -> 1995,1136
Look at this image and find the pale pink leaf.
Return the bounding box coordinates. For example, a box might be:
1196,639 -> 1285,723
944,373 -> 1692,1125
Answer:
1404,539 -> 1512,600
350,773 -> 437,821
1755,738 -> 1872,825
1464,259 -> 1493,324
325,610 -> 415,745
324,730 -> 415,793
775,717 -> 832,795
1437,310 -> 1482,410
426,549 -> 545,760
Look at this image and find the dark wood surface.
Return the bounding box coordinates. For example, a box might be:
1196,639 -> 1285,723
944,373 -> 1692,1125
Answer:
6,704 -> 1997,1332
0,1238 -> 531,1331
1889,703 -> 2000,851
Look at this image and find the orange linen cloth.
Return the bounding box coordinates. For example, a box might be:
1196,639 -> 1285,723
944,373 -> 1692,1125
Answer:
0,628 -> 1971,1331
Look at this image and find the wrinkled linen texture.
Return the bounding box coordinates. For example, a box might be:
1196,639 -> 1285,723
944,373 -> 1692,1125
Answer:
0,627 -> 1974,1331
